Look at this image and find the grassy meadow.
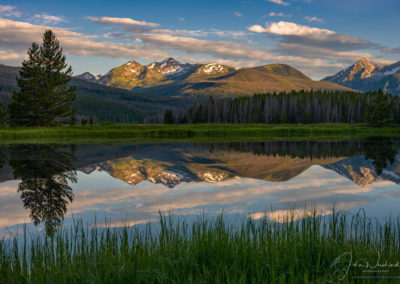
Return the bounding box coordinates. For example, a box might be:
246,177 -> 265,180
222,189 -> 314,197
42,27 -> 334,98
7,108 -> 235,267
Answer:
1,210 -> 400,283
0,123 -> 400,142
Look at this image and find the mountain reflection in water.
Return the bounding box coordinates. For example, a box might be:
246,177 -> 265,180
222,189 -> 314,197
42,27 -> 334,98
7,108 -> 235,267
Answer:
0,137 -> 399,235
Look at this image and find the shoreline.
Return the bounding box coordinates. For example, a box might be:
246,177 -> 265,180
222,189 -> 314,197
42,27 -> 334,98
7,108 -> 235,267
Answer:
0,123 -> 399,141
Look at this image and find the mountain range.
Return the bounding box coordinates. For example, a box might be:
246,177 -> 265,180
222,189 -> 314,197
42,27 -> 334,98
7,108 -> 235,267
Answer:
0,64 -> 192,122
76,57 -> 351,96
2,57 -> 400,123
323,58 -> 400,94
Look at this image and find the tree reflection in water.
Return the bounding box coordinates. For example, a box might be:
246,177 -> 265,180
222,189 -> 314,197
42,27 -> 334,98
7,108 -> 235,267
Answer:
9,144 -> 77,235
363,137 -> 397,175
205,138 -> 399,176
3,138 -> 399,235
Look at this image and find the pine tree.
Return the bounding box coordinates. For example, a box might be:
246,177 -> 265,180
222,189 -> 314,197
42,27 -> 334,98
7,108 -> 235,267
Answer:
367,90 -> 395,126
9,30 -> 76,126
9,42 -> 42,126
0,103 -> 8,126
164,109 -> 175,124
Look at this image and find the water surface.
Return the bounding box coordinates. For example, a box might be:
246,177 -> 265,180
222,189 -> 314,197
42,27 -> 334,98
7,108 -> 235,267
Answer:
1,138 -> 400,236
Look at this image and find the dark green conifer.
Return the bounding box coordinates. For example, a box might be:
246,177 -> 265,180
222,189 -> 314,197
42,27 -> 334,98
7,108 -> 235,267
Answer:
367,89 -> 395,126
9,30 -> 76,126
164,109 -> 175,124
0,103 -> 8,126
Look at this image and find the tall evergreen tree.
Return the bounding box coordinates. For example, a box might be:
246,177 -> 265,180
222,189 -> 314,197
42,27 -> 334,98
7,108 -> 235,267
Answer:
9,30 -> 76,126
367,90 -> 395,126
0,103 -> 8,126
164,109 -> 175,124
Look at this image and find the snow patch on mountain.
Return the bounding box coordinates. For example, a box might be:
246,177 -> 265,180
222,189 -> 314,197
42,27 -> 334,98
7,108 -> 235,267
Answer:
202,172 -> 227,182
203,63 -> 225,73
383,66 -> 400,76
130,69 -> 139,74
382,169 -> 400,180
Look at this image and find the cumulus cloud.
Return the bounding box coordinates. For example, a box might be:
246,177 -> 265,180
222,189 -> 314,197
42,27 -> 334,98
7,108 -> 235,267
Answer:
87,16 -> 159,27
247,20 -> 395,76
122,33 -> 260,60
305,16 -> 324,23
267,0 -> 290,6
0,16 -> 394,80
248,21 -> 380,51
249,21 -> 334,37
269,12 -> 291,18
248,25 -> 269,33
0,5 -> 21,17
34,14 -> 66,25
0,17 -> 168,63
0,50 -> 24,63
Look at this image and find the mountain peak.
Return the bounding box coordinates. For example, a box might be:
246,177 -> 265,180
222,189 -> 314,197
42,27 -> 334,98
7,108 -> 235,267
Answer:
353,58 -> 378,69
356,58 -> 370,64
161,57 -> 180,64
75,72 -> 101,82
322,58 -> 400,93
323,58 -> 383,84
124,60 -> 143,67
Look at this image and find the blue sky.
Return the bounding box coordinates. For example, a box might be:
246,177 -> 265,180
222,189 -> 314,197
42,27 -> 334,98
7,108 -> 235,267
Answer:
0,0 -> 399,79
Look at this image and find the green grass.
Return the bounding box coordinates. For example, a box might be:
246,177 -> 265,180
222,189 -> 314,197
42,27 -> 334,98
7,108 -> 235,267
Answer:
1,209 -> 400,283
0,123 -> 400,142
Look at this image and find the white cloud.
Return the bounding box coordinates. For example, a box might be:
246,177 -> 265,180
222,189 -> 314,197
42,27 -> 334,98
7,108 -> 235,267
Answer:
249,21 -> 335,37
247,20 -> 395,76
0,17 -> 168,63
178,17 -> 185,22
234,11 -> 242,17
248,25 -> 269,33
34,14 -> 66,25
305,16 -> 324,23
0,50 -> 24,63
0,17 -> 394,80
0,5 -> 21,17
267,0 -> 290,6
87,16 -> 159,27
269,12 -> 291,18
248,21 -> 375,49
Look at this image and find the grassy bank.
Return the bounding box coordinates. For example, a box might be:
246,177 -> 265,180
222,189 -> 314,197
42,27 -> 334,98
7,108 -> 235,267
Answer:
1,210 -> 400,283
0,123 -> 400,141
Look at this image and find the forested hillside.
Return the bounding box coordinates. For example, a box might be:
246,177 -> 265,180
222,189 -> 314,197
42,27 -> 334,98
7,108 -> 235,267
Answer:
181,90 -> 399,124
0,64 -> 193,123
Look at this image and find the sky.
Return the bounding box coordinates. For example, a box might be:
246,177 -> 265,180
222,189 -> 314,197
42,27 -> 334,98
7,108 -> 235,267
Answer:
0,0 -> 399,79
